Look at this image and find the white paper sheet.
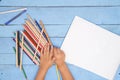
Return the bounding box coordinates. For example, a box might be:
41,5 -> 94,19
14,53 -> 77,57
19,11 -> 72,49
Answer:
61,16 -> 120,79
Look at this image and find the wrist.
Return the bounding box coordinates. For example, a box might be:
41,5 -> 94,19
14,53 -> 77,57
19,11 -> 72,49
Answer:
36,66 -> 48,80
57,62 -> 66,69
40,65 -> 49,72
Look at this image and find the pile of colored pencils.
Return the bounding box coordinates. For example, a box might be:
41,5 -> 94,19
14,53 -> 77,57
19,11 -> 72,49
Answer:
13,14 -> 60,80
13,14 -> 52,67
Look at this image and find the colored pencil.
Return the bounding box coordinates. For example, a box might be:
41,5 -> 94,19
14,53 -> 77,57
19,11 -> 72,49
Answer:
25,20 -> 46,46
56,65 -> 60,80
13,47 -> 28,80
0,8 -> 27,14
18,31 -> 21,67
5,10 -> 26,25
14,15 -> 52,66
22,66 -> 28,80
26,15 -> 48,45
33,30 -> 44,62
20,34 -> 24,70
35,20 -> 42,31
27,14 -> 41,34
33,20 -> 52,61
16,32 -> 18,67
22,31 -> 41,56
13,38 -> 39,65
35,20 -> 50,42
40,20 -> 52,45
23,24 -> 43,48
13,32 -> 40,64
33,37 -> 41,62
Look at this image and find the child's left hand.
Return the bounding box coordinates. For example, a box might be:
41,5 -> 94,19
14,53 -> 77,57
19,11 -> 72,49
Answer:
40,44 -> 55,70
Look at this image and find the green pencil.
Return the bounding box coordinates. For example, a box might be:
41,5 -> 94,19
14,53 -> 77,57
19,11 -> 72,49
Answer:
13,47 -> 28,80
22,66 -> 28,80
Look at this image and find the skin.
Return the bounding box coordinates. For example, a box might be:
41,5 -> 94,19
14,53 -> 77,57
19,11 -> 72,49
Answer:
35,44 -> 74,80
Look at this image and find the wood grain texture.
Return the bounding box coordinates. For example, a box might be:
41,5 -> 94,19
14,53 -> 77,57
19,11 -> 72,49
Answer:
0,64 -> 107,80
0,0 -> 120,80
0,0 -> 120,6
0,7 -> 120,24
0,25 -> 120,37
0,38 -> 63,53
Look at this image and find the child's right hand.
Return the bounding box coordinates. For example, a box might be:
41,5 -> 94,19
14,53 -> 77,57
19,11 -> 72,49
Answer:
53,47 -> 74,80
53,47 -> 65,67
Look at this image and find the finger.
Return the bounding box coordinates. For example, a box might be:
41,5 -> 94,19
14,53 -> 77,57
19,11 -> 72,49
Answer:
57,48 -> 60,55
50,45 -> 53,53
41,48 -> 44,54
53,47 -> 58,56
50,45 -> 53,58
53,47 -> 56,56
52,57 -> 56,63
57,48 -> 61,54
40,48 -> 44,57
46,44 -> 50,56
57,48 -> 63,54
44,44 -> 48,55
40,49 -> 43,56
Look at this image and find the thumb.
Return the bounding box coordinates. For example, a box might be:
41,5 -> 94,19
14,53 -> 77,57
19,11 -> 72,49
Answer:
52,57 -> 56,62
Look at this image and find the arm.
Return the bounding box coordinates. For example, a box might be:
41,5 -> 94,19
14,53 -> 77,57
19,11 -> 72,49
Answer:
35,44 -> 55,80
35,67 -> 48,80
54,48 -> 74,80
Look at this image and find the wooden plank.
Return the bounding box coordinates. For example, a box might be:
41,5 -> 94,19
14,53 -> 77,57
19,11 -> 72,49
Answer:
0,0 -> 120,6
0,65 -> 57,80
0,53 -> 34,64
0,38 -> 64,53
0,7 -> 120,24
0,64 -> 108,80
0,25 -> 69,37
0,65 -> 26,80
1,23 -> 120,53
0,24 -> 120,53
0,25 -> 120,37
0,1 -> 120,79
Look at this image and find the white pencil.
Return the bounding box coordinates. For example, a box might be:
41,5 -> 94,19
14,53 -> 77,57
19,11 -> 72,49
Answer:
0,8 -> 27,15
20,34 -> 24,70
16,31 -> 18,67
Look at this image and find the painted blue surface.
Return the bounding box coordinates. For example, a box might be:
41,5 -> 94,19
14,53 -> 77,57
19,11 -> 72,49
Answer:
0,0 -> 120,80
0,7 -> 120,24
0,0 -> 120,6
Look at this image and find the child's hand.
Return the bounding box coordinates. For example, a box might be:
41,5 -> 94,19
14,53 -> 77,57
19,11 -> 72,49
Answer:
53,47 -> 65,67
36,46 -> 74,80
40,44 -> 55,70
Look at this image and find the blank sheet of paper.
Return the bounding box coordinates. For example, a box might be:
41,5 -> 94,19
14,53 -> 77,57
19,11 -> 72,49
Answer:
61,16 -> 120,79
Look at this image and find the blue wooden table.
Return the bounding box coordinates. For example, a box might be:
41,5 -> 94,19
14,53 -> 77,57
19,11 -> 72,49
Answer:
0,0 -> 120,80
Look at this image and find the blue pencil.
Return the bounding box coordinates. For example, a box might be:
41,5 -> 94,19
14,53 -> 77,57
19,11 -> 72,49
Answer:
35,20 -> 42,31
5,10 -> 27,25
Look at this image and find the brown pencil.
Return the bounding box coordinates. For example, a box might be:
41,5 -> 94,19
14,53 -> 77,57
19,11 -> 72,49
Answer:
40,20 -> 52,45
